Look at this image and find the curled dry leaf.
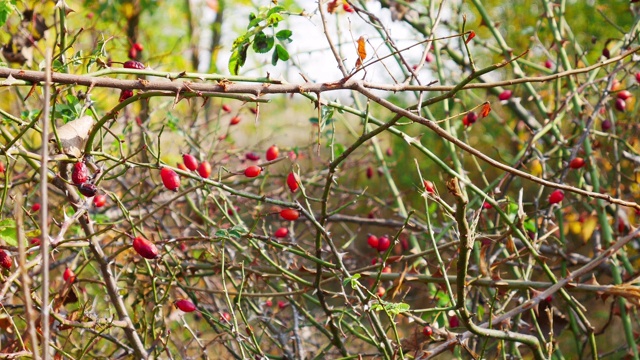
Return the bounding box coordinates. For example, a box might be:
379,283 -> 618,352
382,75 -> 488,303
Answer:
327,0 -> 339,13
465,30 -> 476,44
355,36 -> 367,68
49,115 -> 95,158
480,103 -> 491,118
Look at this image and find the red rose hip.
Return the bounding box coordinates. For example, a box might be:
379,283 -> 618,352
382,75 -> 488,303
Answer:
498,90 -> 512,101
266,145 -> 279,161
197,161 -> 212,178
280,209 -> 300,221
274,227 -> 289,238
182,154 -> 198,171
569,157 -> 585,169
133,236 -> 159,259
63,268 -> 76,282
93,194 -> 107,207
244,165 -> 262,178
0,250 -> 11,269
548,190 -> 564,205
615,98 -> 626,112
287,172 -> 300,192
377,236 -> 391,252
175,299 -> 196,313
160,168 -> 180,191
72,162 -> 90,185
367,234 -> 379,249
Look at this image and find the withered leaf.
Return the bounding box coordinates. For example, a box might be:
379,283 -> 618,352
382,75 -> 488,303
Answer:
49,115 -> 95,158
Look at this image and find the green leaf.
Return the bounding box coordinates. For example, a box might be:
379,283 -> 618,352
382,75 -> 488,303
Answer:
252,32 -> 274,54
267,5 -> 285,16
0,0 -> 17,28
275,44 -> 289,61
0,219 -> 17,247
308,117 -> 319,124
215,229 -> 229,238
271,49 -> 279,66
266,13 -> 283,26
342,273 -> 361,289
276,29 -> 292,42
524,218 -> 536,233
333,143 -> 345,157
228,43 -> 249,75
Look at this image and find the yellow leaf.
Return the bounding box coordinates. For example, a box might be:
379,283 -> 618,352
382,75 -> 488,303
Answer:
530,159 -> 543,177
580,217 -> 598,244
355,36 -> 366,68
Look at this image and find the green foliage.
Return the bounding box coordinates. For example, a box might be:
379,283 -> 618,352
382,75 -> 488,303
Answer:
0,0 -> 17,27
229,5 -> 292,74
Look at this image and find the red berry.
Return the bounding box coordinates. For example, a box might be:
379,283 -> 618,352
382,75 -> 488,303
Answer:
175,299 -> 196,312
618,219 -> 627,233
93,194 -> 107,207
617,90 -> 632,101
177,163 -> 188,171
615,98 -> 626,112
160,168 -> 180,191
371,257 -> 378,265
249,107 -> 258,114
72,162 -> 90,185
78,183 -> 98,197
278,301 -> 287,309
569,157 -> 585,169
30,238 -> 40,246
548,190 -> 564,205
222,104 -> 231,113
266,145 -> 279,161
0,162 -> 5,173
386,148 -> 393,157
0,250 -> 11,269
602,48 -> 610,59
31,203 -> 41,213
343,2 -> 354,12
128,47 -> 138,59
449,315 -> 459,328
498,90 -> 512,101
220,312 -> 232,322
132,236 -> 159,259
287,172 -> 300,192
482,202 -> 493,209
636,73 -> 640,83
377,236 -> 391,252
133,43 -> 144,52
123,60 -> 145,69
423,180 -> 435,194
376,286 -> 385,297
366,166 -> 373,179
544,59 -> 553,69
463,112 -> 477,126
422,325 -> 433,337
230,116 -> 241,125
425,52 -> 434,63
601,119 -> 613,131
63,268 -> 75,282
382,265 -> 391,273
119,89 -> 133,102
265,300 -> 273,307
197,161 -> 212,178
245,152 -> 261,161
367,234 -> 379,249
274,227 -> 289,238
244,165 -> 262,178
182,154 -> 198,171
280,209 -> 300,221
